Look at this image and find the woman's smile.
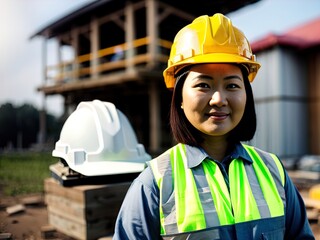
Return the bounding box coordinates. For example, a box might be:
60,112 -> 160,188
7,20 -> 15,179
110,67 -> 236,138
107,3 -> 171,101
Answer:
206,111 -> 230,121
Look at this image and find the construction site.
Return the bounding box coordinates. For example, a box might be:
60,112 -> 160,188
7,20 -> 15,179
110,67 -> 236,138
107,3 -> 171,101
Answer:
1,0 -> 320,239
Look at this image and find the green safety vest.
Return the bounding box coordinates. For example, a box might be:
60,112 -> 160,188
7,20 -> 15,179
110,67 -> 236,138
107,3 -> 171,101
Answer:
149,143 -> 285,237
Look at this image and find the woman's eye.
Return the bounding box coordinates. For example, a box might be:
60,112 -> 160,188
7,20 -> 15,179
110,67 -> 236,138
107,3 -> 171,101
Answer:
227,83 -> 240,89
196,83 -> 210,88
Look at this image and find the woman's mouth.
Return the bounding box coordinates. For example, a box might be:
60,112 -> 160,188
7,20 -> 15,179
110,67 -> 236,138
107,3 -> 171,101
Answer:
207,112 -> 229,121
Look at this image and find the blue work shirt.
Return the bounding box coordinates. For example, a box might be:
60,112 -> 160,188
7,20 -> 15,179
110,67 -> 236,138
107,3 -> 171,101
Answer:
113,143 -> 315,239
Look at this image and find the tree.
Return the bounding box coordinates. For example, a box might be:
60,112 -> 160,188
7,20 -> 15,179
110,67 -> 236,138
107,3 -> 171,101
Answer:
0,103 -> 17,149
16,104 -> 40,148
0,102 -> 62,150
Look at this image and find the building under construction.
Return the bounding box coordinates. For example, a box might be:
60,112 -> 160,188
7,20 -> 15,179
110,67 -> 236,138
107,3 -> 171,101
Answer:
31,0 -> 260,155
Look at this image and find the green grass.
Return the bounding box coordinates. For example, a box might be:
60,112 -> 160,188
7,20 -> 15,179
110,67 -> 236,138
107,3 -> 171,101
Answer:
0,152 -> 57,196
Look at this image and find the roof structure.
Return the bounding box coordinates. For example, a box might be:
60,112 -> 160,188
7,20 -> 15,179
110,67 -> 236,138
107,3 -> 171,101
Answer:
251,17 -> 320,52
30,0 -> 260,39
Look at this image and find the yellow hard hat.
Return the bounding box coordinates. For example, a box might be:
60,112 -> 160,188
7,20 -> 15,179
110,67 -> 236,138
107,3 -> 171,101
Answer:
163,13 -> 261,89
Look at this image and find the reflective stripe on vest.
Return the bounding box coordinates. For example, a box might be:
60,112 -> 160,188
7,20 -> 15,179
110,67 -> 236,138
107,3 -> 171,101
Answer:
149,143 -> 285,236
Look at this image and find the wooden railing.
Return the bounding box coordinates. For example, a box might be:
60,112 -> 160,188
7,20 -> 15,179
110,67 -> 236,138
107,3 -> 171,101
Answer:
46,37 -> 172,84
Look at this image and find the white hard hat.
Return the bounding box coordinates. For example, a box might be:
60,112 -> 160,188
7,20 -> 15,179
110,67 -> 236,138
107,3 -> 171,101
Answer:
52,100 -> 151,176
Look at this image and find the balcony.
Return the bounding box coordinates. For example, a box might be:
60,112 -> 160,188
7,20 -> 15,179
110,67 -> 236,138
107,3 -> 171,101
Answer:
39,37 -> 172,94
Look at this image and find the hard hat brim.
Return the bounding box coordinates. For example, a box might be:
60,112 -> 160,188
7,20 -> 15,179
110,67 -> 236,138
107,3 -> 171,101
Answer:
53,148 -> 150,176
69,160 -> 148,176
163,53 -> 261,89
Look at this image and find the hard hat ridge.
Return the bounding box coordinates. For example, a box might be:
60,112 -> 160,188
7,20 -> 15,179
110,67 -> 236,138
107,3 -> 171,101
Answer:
209,13 -> 234,46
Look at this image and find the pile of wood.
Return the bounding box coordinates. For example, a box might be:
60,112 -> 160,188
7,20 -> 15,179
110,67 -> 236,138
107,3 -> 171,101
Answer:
286,171 -> 320,225
303,197 -> 320,223
288,170 -> 320,190
304,184 -> 320,224
44,178 -> 131,240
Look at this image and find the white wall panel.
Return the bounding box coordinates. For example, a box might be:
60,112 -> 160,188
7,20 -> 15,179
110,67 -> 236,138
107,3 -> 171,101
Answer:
248,47 -> 308,158
251,100 -> 308,158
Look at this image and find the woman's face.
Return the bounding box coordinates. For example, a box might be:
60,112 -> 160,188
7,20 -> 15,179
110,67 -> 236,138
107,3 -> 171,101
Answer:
181,63 -> 246,140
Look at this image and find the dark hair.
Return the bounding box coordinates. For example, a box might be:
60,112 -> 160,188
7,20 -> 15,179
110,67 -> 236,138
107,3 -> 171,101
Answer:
170,65 -> 256,146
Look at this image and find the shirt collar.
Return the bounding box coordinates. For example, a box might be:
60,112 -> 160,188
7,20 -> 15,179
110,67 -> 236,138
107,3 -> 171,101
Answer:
185,142 -> 253,169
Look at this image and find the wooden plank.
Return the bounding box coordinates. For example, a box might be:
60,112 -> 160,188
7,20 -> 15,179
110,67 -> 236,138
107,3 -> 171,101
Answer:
48,210 -> 114,240
45,193 -> 123,221
288,170 -> 320,181
303,198 -> 320,210
0,233 -> 13,240
44,178 -> 86,203
6,204 -> 25,215
44,178 -> 130,205
47,200 -> 86,225
21,195 -> 44,206
82,182 -> 130,205
307,209 -> 319,223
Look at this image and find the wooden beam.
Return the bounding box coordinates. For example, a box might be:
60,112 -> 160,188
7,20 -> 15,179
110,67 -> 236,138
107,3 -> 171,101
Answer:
99,9 -> 125,27
125,2 -> 135,73
90,17 -> 100,79
158,1 -> 195,22
146,0 -> 158,68
149,80 -> 161,152
71,27 -> 79,81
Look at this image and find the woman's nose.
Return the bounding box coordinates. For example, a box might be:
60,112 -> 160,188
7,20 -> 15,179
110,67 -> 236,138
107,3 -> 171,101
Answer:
209,91 -> 227,107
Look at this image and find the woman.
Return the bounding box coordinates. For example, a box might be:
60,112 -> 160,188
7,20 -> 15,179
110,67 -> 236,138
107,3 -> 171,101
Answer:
113,13 -> 314,239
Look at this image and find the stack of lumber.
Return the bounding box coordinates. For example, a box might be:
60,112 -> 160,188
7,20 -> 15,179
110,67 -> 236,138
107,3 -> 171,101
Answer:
288,170 -> 320,190
301,184 -> 320,223
304,197 -> 320,223
44,178 -> 131,240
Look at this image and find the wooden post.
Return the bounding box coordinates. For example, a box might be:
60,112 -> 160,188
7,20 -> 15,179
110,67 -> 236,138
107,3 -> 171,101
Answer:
38,37 -> 48,147
71,28 -> 79,81
146,0 -> 158,68
149,80 -> 161,152
125,2 -> 135,73
57,38 -> 63,82
91,17 -> 100,79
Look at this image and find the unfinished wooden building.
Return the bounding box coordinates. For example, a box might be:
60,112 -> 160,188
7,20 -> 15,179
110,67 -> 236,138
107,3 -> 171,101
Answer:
31,0 -> 260,155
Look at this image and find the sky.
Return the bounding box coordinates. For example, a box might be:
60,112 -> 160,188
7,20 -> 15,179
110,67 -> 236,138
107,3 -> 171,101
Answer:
1,0 -> 320,117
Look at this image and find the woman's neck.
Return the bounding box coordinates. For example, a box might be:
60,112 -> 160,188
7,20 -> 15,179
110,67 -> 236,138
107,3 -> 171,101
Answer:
201,136 -> 231,162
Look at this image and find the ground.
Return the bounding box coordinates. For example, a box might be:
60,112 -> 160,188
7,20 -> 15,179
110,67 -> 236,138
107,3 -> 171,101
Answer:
1,192 -> 320,239
0,193 -> 75,240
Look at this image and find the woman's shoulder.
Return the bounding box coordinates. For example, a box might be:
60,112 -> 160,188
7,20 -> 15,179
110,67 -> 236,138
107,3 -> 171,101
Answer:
147,144 -> 183,165
131,166 -> 159,197
241,143 -> 286,182
134,145 -> 181,190
241,143 -> 278,156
